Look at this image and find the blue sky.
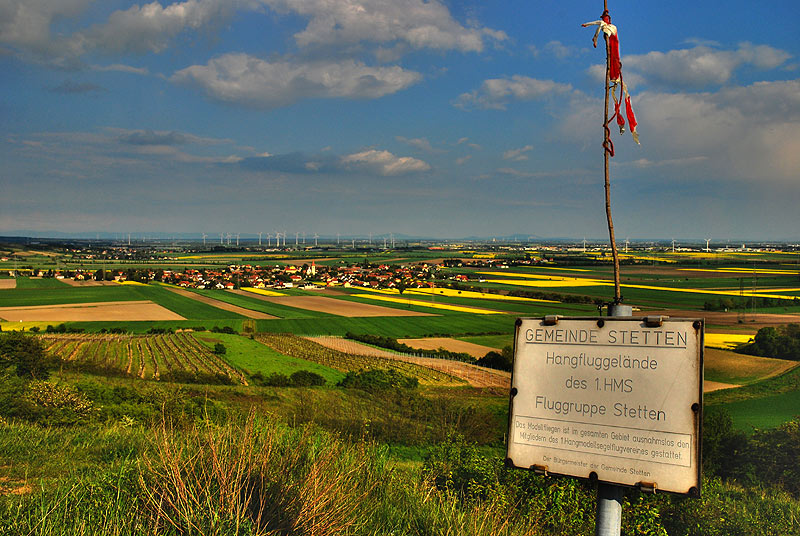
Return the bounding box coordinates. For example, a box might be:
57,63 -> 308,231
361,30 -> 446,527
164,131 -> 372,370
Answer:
1,0 -> 798,240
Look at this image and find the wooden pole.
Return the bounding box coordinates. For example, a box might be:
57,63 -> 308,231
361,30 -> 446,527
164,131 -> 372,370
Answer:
603,0 -> 621,303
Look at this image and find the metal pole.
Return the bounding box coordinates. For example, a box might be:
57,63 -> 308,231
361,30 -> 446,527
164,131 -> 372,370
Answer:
595,302 -> 631,536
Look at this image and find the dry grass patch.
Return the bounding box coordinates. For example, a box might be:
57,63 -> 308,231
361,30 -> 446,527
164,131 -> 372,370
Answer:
705,347 -> 798,385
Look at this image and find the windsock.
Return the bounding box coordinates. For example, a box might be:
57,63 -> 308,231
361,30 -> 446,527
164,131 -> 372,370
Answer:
582,11 -> 640,145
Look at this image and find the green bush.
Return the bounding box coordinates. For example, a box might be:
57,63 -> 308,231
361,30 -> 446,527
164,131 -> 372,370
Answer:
289,370 -> 325,387
19,380 -> 96,426
0,331 -> 60,379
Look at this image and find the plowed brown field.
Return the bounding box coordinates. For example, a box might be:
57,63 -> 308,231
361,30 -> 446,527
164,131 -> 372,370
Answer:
0,300 -> 184,321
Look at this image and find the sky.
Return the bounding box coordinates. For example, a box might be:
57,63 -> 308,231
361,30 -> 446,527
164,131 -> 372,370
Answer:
1,0 -> 799,241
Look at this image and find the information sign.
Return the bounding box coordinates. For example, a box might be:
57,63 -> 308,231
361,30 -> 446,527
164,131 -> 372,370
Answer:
506,316 -> 703,495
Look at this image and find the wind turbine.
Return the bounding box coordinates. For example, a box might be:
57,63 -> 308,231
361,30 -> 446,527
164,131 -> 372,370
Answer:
624,237 -> 629,254
583,237 -> 587,252
672,239 -> 676,253
295,232 -> 299,246
236,233 -> 240,247
706,238 -> 711,253
266,233 -> 271,247
303,232 -> 306,245
220,233 -> 224,245
314,233 -> 319,246
258,232 -> 262,246
202,233 -> 207,246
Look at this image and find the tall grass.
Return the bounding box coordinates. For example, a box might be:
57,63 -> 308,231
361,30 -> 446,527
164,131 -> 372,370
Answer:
139,411 -> 382,535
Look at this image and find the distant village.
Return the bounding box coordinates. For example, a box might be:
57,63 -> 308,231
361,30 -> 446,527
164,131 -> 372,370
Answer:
6,257 -> 522,291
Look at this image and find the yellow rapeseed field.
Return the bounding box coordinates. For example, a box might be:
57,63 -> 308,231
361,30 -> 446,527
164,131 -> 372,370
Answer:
240,288 -> 286,297
357,286 -> 557,303
705,333 -> 754,350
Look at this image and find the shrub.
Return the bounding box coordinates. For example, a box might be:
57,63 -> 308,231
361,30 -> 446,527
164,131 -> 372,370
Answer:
289,370 -> 325,387
20,380 -> 96,426
338,368 -> 418,391
0,331 -> 60,379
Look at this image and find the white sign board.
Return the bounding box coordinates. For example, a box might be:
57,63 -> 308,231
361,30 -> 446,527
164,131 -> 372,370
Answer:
507,316 -> 702,495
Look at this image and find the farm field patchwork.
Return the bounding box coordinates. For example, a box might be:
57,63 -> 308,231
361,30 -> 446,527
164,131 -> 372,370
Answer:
194,332 -> 344,385
251,294 -> 437,317
0,300 -> 184,322
254,333 -> 459,386
0,279 -> 16,289
163,286 -> 276,319
352,293 -> 507,315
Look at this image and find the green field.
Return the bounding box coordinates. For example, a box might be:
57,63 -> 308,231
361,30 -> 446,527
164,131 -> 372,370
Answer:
192,332 -> 344,385
723,389 -> 800,430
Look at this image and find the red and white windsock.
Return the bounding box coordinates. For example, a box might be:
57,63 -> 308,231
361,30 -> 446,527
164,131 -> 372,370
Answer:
582,11 -> 640,145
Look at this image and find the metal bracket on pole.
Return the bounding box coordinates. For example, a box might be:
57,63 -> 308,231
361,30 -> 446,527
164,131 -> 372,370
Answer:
543,315 -> 560,326
638,481 -> 658,494
531,464 -> 549,476
644,315 -> 666,327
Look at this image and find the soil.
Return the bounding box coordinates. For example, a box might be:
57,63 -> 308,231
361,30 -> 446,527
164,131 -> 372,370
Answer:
0,300 -> 185,321
398,337 -> 500,358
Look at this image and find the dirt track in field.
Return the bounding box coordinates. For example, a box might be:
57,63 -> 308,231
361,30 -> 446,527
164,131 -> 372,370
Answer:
241,295 -> 435,317
704,381 -> 739,392
307,336 -> 510,388
60,279 -> 119,287
164,287 -> 277,319
398,337 -> 500,358
0,300 -> 185,321
644,309 -> 800,333
0,280 -> 16,289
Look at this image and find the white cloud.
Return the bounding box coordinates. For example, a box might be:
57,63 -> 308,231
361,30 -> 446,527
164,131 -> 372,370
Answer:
544,40 -> 580,60
0,0 -> 235,66
264,0 -> 506,53
623,43 -> 791,89
455,75 -> 573,110
341,149 -> 430,175
90,63 -> 150,75
396,136 -> 439,153
172,53 -> 422,108
455,155 -> 471,165
0,0 -> 91,66
503,145 -> 533,161
79,0 -> 233,55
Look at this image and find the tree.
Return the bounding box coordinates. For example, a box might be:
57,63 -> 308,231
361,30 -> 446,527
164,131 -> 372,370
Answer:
0,332 -> 60,379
